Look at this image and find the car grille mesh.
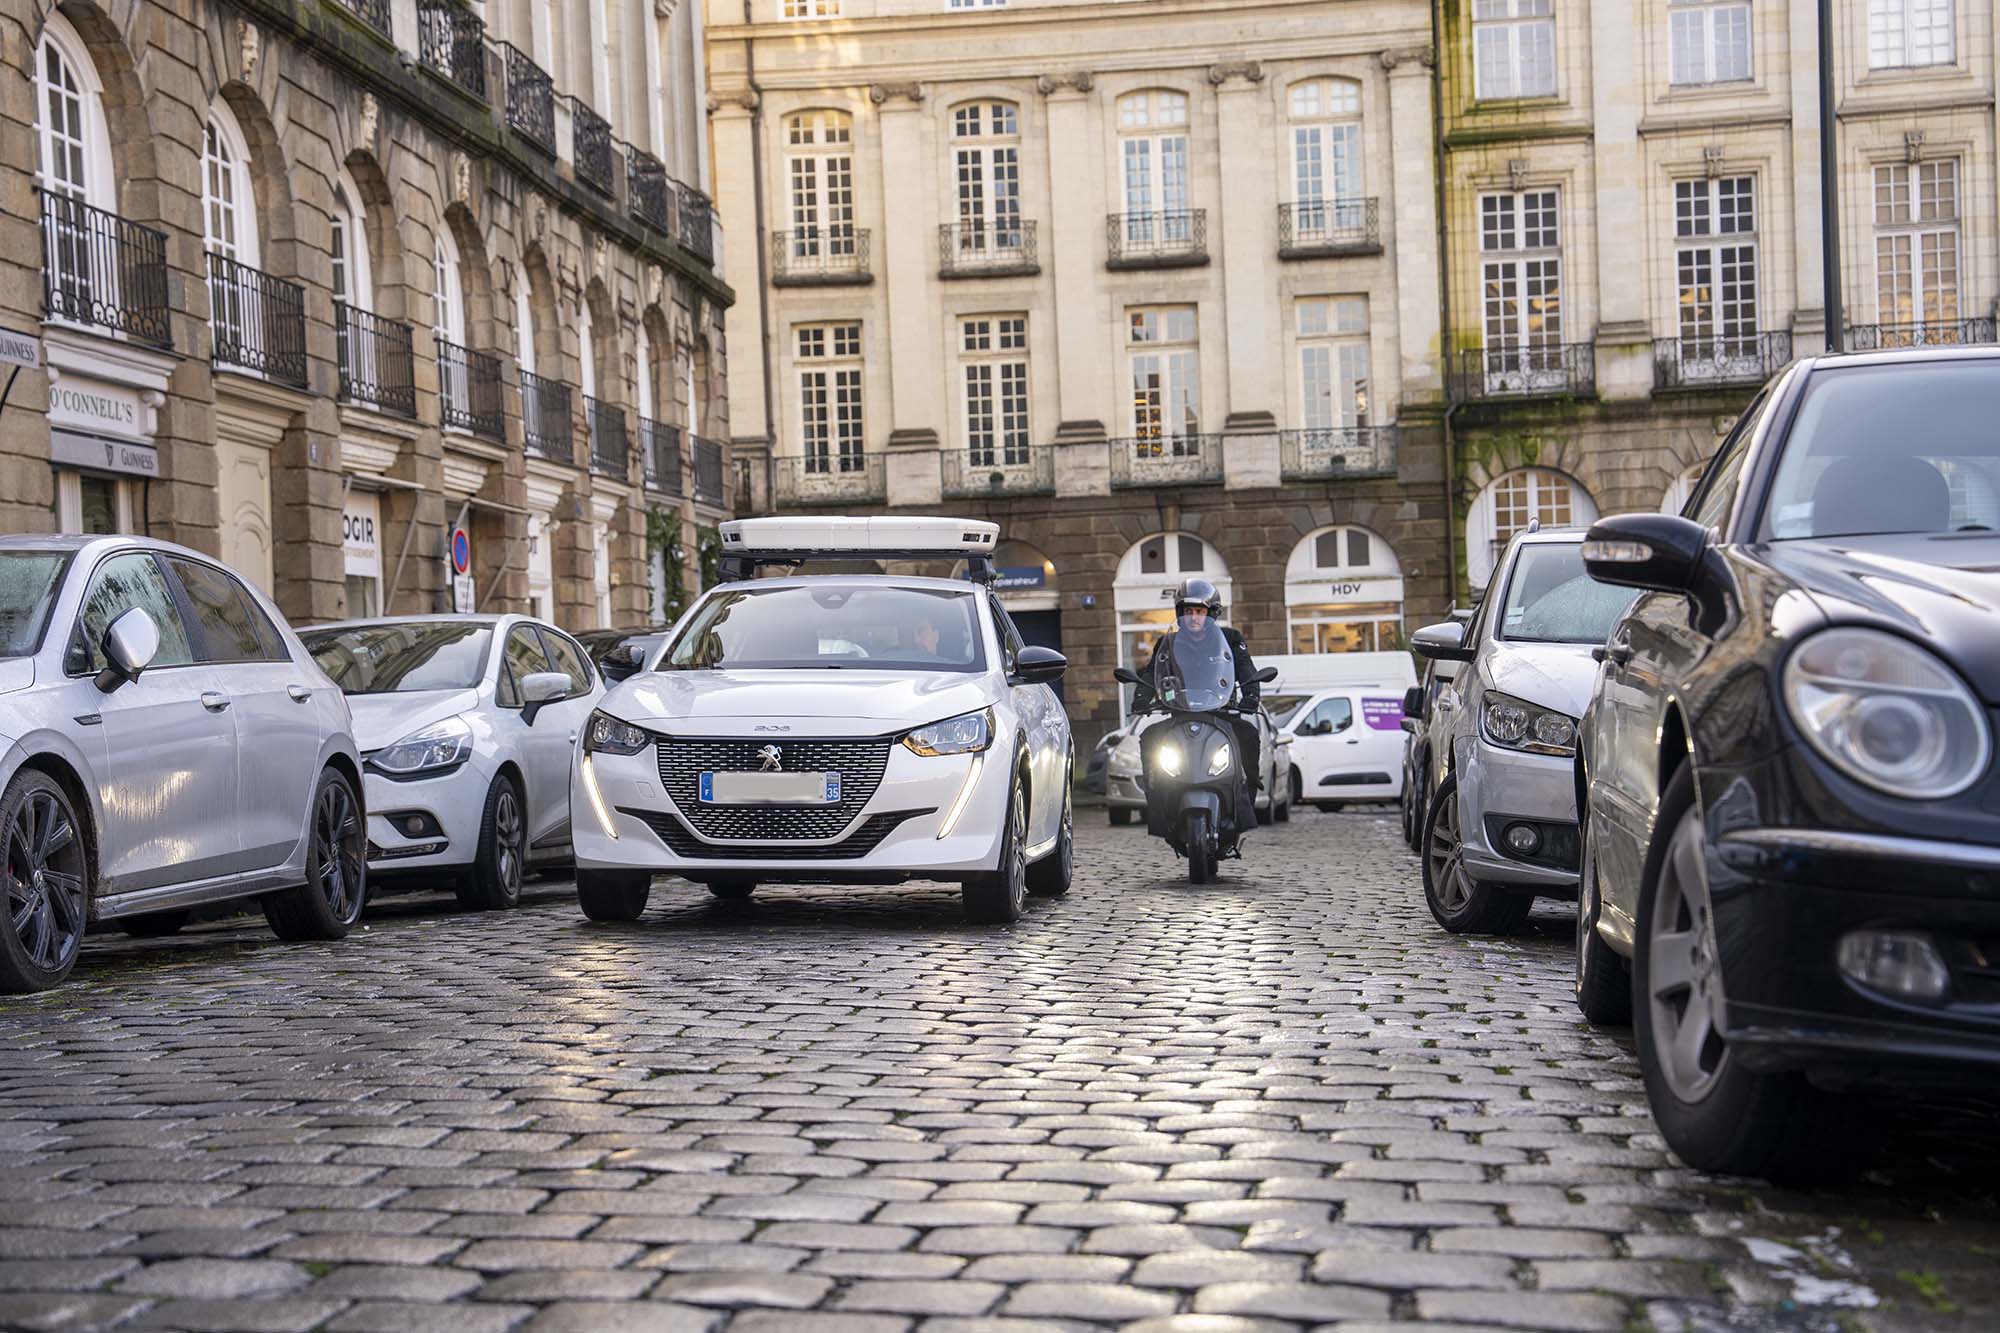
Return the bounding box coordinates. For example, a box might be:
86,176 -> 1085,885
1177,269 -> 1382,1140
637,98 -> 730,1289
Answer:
620,806 -> 932,860
656,737 -> 890,841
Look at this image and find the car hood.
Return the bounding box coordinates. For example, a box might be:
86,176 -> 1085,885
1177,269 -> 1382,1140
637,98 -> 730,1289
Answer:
1482,640 -> 1600,720
603,669 -> 999,738
1757,533 -> 2000,701
344,688 -> 481,752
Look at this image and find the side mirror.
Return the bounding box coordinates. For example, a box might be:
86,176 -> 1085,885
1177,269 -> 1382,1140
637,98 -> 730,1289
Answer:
1410,621 -> 1474,663
519,670 -> 570,726
1253,666 -> 1279,684
1581,513 -> 1710,594
96,607 -> 161,692
1112,666 -> 1142,686
1402,685 -> 1425,721
1013,645 -> 1067,685
1399,716 -> 1419,734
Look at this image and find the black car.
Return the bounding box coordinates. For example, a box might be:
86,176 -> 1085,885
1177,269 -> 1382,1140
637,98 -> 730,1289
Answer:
1574,348 -> 2000,1181
574,625 -> 672,684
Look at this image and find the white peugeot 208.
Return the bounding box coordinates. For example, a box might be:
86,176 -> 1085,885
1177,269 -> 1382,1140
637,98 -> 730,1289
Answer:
570,517 -> 1074,924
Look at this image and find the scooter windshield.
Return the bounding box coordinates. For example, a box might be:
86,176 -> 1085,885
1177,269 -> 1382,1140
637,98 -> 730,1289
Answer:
1159,622 -> 1237,712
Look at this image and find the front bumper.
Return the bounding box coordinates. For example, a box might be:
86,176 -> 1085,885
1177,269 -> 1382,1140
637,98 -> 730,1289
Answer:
1456,736 -> 1579,888
1106,770 -> 1144,810
361,758 -> 492,872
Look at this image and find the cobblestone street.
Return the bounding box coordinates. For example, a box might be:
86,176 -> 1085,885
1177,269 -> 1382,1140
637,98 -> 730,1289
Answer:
1,809 -> 1996,1332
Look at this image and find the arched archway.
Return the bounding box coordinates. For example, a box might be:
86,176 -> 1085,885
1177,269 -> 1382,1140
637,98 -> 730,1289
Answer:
1113,531 -> 1232,722
1284,525 -> 1405,653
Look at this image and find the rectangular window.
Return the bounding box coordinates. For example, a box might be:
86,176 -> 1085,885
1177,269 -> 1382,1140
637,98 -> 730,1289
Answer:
1868,0 -> 1953,68
1127,306 -> 1199,451
781,0 -> 839,17
1479,188 -> 1562,355
1296,297 -> 1371,431
1875,160 -> 1961,339
1675,176 -> 1760,364
961,316 -> 1029,467
1669,1 -> 1752,85
797,323 -> 864,473
1473,0 -> 1556,99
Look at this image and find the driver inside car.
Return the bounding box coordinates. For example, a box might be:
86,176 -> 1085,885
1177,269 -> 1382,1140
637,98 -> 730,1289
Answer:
1131,578 -> 1264,825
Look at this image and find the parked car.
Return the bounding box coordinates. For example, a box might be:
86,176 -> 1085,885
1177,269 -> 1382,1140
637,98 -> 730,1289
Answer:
1083,725 -> 1121,798
576,625 -> 674,685
571,516 -> 1073,924
300,615 -> 602,910
0,536 -> 366,992
1104,705 -> 1292,826
1399,649 -> 1457,850
1574,348 -> 2000,1180
1263,652 -> 1417,813
1411,528 -> 1638,934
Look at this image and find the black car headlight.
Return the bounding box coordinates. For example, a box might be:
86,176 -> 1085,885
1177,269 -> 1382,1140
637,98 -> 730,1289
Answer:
902,708 -> 994,757
1782,627 -> 1990,799
584,711 -> 651,756
1480,691 -> 1578,757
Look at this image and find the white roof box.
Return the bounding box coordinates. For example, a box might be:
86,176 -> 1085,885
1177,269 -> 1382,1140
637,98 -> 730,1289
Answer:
721,516 -> 998,555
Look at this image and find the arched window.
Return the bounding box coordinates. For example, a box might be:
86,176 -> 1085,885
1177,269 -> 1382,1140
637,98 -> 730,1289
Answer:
1116,89 -> 1191,246
331,169 -> 373,313
1288,77 -> 1363,238
950,101 -> 1021,252
784,110 -> 854,262
1285,526 -> 1404,653
34,15 -> 110,206
636,323 -> 656,421
433,226 -> 464,345
1113,531 -> 1231,722
1466,467 -> 1598,587
202,105 -> 256,268
580,304 -> 598,400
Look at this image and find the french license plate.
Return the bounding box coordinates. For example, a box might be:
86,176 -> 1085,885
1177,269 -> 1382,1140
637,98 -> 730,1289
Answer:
699,771 -> 841,804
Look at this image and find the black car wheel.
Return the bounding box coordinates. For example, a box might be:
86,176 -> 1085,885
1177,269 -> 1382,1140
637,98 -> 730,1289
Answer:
578,868 -> 652,921
1026,764 -> 1073,898
964,759 -> 1027,924
265,768 -> 367,942
460,774 -> 526,911
0,770 -> 90,994
1574,806 -> 1632,1025
1422,774 -> 1531,935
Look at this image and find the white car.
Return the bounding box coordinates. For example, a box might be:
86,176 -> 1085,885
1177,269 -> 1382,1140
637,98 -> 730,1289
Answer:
1263,651 -> 1418,812
0,535 -> 366,992
570,516 -> 1074,924
301,615 -> 604,909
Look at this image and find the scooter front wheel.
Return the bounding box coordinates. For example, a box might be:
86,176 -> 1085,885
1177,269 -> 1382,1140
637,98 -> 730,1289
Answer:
1186,811 -> 1214,884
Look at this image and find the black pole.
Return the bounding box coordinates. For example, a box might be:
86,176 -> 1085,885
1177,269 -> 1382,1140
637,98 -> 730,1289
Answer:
1819,0 -> 1843,353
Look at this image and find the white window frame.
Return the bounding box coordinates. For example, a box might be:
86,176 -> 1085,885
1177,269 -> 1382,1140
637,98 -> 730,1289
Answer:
1669,0 -> 1752,86
1673,175 -> 1761,374
580,304 -> 598,401
433,226 -> 465,346
1296,297 -> 1371,433
1472,0 -> 1556,100
796,322 -> 865,473
1873,159 -> 1962,340
960,315 -> 1029,468
950,101 -> 1023,253
331,168 -> 373,314
784,110 -> 856,261
781,0 -> 840,19
202,107 -> 257,268
54,471 -> 134,537
34,14 -> 113,207
1477,188 -> 1565,390
1867,0 -> 1953,70
1117,90 -> 1192,245
1288,77 -> 1365,234
1126,306 -> 1200,448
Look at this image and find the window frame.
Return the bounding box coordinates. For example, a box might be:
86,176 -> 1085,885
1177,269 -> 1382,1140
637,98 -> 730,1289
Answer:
1287,77 -> 1365,212
1471,0 -> 1557,101
780,0 -> 840,17
783,110 -> 856,260
1295,296 -> 1372,432
433,224 -> 465,345
1116,89 -> 1192,241
1672,174 -> 1761,353
201,104 -> 258,270
950,101 -> 1023,248
161,555 -> 287,665
1478,187 -> 1564,354
959,314 -> 1030,468
33,14 -> 114,209
1667,0 -> 1753,87
1867,0 -> 1954,70
1126,305 -> 1201,444
1872,159 -> 1962,334
796,322 -> 866,474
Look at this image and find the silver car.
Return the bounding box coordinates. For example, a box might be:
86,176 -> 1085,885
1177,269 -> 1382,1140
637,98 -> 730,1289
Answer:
0,536 -> 366,992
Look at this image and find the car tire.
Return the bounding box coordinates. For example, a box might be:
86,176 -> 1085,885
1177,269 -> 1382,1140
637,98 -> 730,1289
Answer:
1026,764 -> 1073,898
1574,806 -> 1632,1026
706,879 -> 756,901
1186,810 -> 1215,884
963,756 -> 1028,924
1422,774 -> 1532,935
1633,765 -> 1829,1182
459,774 -> 527,912
117,910 -> 192,938
1108,807 -> 1133,827
264,767 -> 367,943
0,768 -> 91,994
1316,801 -> 1345,813
577,868 -> 652,922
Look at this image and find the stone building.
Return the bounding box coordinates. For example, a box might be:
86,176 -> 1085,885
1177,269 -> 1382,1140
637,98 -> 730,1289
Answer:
3,0 -> 734,632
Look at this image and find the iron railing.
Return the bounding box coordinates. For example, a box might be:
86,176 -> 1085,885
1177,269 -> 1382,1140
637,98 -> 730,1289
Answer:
1106,210 -> 1208,269
1449,343 -> 1596,400
502,43 -> 554,152
1845,318 -> 1997,351
418,0 -> 487,99
39,189 -> 171,347
1653,332 -> 1793,390
775,453 -> 885,506
938,220 -> 1038,277
571,99 -> 615,196
338,0 -> 392,37
641,418 -> 682,495
693,436 -> 726,507
438,339 -> 504,441
207,253 -> 307,388
771,229 -> 869,285
942,446 -> 1055,498
1109,434 -> 1224,489
1279,426 -> 1398,481
1278,199 -> 1380,257
336,303 -> 416,418
629,151 -> 670,231
587,396 -> 630,477
677,184 -> 714,262
520,370 -> 573,463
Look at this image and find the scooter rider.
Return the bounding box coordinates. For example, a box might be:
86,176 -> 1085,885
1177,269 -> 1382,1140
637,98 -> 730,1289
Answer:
1132,578 -> 1263,823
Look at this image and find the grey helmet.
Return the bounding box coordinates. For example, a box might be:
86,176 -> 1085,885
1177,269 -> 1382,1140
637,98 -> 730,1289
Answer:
1174,577 -> 1222,620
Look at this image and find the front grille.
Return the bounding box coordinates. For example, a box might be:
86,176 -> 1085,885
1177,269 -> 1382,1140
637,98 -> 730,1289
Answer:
621,806 -> 932,861
656,738 -> 890,841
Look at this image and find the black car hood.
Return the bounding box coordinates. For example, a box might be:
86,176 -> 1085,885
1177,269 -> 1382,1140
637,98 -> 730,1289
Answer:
1758,532 -> 2000,700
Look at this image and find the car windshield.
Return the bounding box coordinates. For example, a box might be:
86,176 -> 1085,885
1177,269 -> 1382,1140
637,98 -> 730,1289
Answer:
1499,544 -> 1640,645
301,622 -> 494,693
664,584 -> 986,672
1156,615 -> 1238,711
1762,360 -> 2000,540
0,552 -> 71,658
1266,694 -> 1312,728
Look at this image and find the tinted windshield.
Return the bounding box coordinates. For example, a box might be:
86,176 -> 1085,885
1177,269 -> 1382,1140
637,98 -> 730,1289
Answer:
0,552 -> 71,658
1762,361 -> 2000,540
665,585 -> 986,672
1500,544 -> 1640,645
302,622 -> 494,693
1158,615 -> 1237,711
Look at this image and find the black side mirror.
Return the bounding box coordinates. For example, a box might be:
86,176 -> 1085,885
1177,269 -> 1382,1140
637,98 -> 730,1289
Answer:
1253,666 -> 1279,684
1402,685 -> 1424,721
1581,513 -> 1710,594
1012,645 -> 1067,685
1410,621 -> 1474,663
1112,666 -> 1142,686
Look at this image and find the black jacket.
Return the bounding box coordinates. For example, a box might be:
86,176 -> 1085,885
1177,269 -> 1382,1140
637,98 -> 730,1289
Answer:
1132,625 -> 1260,713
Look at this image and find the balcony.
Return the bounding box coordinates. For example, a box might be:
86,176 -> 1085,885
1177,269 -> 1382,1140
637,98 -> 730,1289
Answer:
1280,427 -> 1398,482
640,418 -> 682,495
1449,343 -> 1596,401
520,370 -> 574,463
417,0 -> 486,99
438,340 -> 504,442
337,0 -> 392,38
942,446 -> 1055,499
207,254 -> 307,388
629,152 -> 670,231
774,453 -> 885,506
938,221 -> 1038,279
677,184 -> 715,263
501,43 -> 554,153
693,436 -> 726,507
1278,198 -> 1381,259
39,189 -> 170,348
1109,434 -> 1224,489
1845,317 -> 1996,351
771,230 -> 870,286
1106,210 -> 1207,270
1653,332 -> 1792,390
587,396 -> 629,478
571,98 -> 614,197
336,303 -> 415,418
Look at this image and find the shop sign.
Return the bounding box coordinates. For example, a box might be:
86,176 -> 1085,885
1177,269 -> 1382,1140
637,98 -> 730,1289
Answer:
49,380 -> 145,440
343,493 -> 381,578
1288,575 -> 1405,606
994,565 -> 1047,591
453,575 -> 476,613
0,327 -> 40,370
49,431 -> 159,478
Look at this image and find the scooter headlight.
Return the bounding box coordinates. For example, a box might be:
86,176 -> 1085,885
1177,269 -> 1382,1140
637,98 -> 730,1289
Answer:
1156,743 -> 1185,777
1208,743 -> 1232,776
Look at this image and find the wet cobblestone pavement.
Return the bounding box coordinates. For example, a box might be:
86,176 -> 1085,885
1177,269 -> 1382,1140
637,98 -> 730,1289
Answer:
1,809 -> 1996,1332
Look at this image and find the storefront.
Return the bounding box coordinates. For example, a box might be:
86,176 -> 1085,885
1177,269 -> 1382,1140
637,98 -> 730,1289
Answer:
45,362 -> 163,536
1113,532 -> 1233,724
1283,525 -> 1405,653
342,490 -> 383,617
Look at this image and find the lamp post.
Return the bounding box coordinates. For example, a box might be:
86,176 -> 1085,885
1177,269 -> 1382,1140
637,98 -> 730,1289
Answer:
1820,0 -> 1843,353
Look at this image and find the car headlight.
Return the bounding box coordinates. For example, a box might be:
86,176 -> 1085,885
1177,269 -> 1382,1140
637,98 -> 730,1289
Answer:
1156,743 -> 1185,777
1208,743 -> 1232,776
1480,691 -> 1578,757
1783,627 -> 1990,799
371,716 -> 473,776
902,708 -> 994,757
585,711 -> 651,756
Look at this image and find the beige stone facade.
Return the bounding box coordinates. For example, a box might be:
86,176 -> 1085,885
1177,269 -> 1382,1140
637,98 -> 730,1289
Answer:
3,0 -> 733,633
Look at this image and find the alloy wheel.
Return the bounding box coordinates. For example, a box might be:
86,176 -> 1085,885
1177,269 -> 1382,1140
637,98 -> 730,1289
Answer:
495,786 -> 524,895
1006,779 -> 1028,913
1647,814 -> 1728,1102
4,789 -> 86,975
1426,790 -> 1472,913
313,779 -> 365,925
1575,823 -> 1597,990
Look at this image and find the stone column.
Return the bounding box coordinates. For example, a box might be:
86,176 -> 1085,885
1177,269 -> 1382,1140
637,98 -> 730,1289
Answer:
873,82 -> 939,453
1789,0 -> 1828,354
1384,48 -> 1444,408
1587,10 -> 1651,400
1212,62 -> 1278,433
708,95 -> 768,446
1039,72 -> 1108,445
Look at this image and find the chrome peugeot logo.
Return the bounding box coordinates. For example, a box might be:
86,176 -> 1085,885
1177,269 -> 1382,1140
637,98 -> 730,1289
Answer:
757,745 -> 783,772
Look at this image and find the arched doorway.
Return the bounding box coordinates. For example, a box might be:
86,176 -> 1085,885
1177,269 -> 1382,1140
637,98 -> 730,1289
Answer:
1113,532 -> 1232,723
993,540 -> 1062,703
1284,525 -> 1405,652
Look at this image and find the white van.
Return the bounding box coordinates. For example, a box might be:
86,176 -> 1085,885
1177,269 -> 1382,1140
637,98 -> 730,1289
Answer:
1263,652 -> 1418,810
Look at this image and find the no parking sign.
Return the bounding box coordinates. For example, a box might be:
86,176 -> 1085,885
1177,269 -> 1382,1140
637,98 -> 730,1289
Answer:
449,527 -> 474,612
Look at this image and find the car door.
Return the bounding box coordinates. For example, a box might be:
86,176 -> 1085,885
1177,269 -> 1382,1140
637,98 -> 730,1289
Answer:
1288,694 -> 1354,792
492,623 -> 572,846
528,625 -> 602,849
162,555 -> 324,872
991,598 -> 1058,843
62,550 -> 242,893
1351,690 -> 1409,792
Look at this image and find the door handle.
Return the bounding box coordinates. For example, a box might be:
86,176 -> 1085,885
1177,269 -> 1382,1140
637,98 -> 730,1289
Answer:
287,685 -> 312,702
200,692 -> 230,712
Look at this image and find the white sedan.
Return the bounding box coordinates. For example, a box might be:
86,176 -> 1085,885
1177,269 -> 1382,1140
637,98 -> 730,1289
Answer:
301,615 -> 603,909
571,517 -> 1073,924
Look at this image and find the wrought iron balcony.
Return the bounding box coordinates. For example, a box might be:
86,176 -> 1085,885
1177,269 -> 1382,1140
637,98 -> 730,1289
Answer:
337,0 -> 392,38
502,43 -> 554,153
1449,343 -> 1596,401
938,221 -> 1038,278
640,418 -> 682,495
417,0 -> 486,99
1845,317 -> 1996,351
336,303 -> 415,418
520,370 -> 574,463
693,436 -> 727,508
1278,198 -> 1381,258
1109,434 -> 1224,489
1279,426 -> 1398,481
207,253 -> 307,388
587,396 -> 630,478
677,184 -> 715,262
771,229 -> 869,286
629,151 -> 670,231
570,98 -> 615,197
39,189 -> 170,348
774,453 -> 885,506
1653,332 -> 1792,390
438,339 -> 504,442
1106,210 -> 1208,269
942,446 -> 1055,498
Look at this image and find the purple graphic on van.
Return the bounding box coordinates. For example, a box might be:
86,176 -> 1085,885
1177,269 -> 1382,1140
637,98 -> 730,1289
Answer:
1362,697 -> 1405,731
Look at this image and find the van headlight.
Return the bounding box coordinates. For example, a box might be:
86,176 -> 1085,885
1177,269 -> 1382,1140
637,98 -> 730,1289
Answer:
371,716 -> 473,776
902,708 -> 993,757
585,711 -> 651,756
1783,627 -> 1990,799
1480,691 -> 1577,757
